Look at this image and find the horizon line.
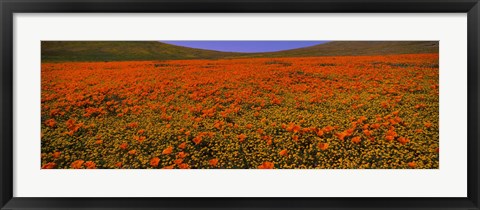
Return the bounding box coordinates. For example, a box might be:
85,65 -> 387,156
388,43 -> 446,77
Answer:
159,41 -> 330,53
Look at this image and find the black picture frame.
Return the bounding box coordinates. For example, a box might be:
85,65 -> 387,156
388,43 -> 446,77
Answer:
1,0 -> 479,209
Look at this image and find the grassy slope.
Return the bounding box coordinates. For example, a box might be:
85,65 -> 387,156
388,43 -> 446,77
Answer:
42,41 -> 439,62
229,41 -> 439,59
41,41 -> 243,62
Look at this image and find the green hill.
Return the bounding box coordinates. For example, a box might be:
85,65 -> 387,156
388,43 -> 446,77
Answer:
229,41 -> 438,59
41,41 -> 243,62
41,41 -> 439,62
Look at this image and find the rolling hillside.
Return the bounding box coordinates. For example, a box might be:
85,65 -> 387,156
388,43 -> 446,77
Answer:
230,41 -> 439,58
41,41 -> 439,62
41,41 -> 243,62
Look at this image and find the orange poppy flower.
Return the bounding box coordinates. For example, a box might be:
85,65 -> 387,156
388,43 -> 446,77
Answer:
115,162 -> 123,168
178,142 -> 187,149
209,158 -> 219,167
128,150 -> 136,155
363,129 -> 372,137
127,122 -> 138,129
386,129 -> 397,137
358,116 -> 367,122
85,161 -> 96,169
408,161 -> 417,168
398,137 -> 410,145
71,160 -> 84,169
177,151 -> 187,159
119,142 -> 128,150
323,125 -> 334,132
285,123 -> 294,132
292,135 -> 299,142
279,149 -> 288,156
162,146 -> 173,155
351,136 -> 361,144
44,119 -> 57,128
318,142 -> 329,151
150,157 -> 160,167
335,132 -> 347,141
258,161 -> 274,169
134,135 -> 146,143
238,134 -> 247,142
424,122 -> 433,128
257,128 -> 264,134
174,159 -> 184,165
42,162 -> 57,169
52,151 -> 61,158
385,135 -> 395,141
345,128 -> 355,136
178,163 -> 190,169
370,123 -> 381,129
214,121 -> 224,130
163,164 -> 175,169
292,125 -> 301,133
192,136 -> 202,145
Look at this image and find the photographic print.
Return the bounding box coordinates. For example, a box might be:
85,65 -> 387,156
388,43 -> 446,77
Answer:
40,41 -> 439,169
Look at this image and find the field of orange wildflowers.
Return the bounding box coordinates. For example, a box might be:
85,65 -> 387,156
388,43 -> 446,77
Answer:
41,53 -> 439,169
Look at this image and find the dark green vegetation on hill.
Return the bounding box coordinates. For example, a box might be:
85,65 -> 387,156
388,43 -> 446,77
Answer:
42,41 -> 439,62
231,41 -> 439,58
41,41 -> 243,62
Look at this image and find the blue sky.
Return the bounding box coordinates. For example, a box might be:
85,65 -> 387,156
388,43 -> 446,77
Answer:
161,41 -> 329,53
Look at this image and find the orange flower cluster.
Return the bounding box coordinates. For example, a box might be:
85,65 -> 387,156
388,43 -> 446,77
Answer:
41,53 -> 439,169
